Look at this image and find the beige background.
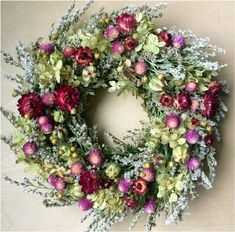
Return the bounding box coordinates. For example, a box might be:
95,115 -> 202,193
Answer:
1,1 -> 234,231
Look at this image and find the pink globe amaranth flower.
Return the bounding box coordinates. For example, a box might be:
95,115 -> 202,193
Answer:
144,198 -> 155,213
23,141 -> 37,156
111,41 -> 125,55
160,94 -> 173,107
54,178 -> 66,192
172,35 -> 185,49
87,148 -> 105,167
174,92 -> 191,110
118,179 -> 131,193
158,31 -> 172,46
142,168 -> 155,182
40,123 -> 53,134
39,43 -> 54,54
208,81 -> 222,95
124,38 -> 137,51
190,99 -> 199,112
201,93 -> 219,118
55,85 -> 80,112
48,175 -> 57,187
63,46 -> 75,58
71,162 -> 85,175
104,25 -> 119,39
78,198 -> 93,211
132,178 -> 147,195
185,82 -> 197,92
134,60 -> 148,76
18,93 -> 44,118
165,114 -> 181,129
115,13 -> 137,34
204,135 -> 215,146
185,129 -> 200,144
186,156 -> 200,170
42,92 -> 55,106
38,116 -> 51,126
73,47 -> 94,66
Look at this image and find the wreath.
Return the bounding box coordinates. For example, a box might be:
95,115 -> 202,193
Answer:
1,2 -> 229,232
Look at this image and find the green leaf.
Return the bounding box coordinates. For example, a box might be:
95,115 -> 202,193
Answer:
169,192 -> 178,203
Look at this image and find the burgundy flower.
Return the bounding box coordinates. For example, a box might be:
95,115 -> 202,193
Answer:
102,178 -> 113,188
191,118 -> 199,126
73,47 -> 94,66
201,94 -> 219,118
208,82 -> 222,95
39,43 -> 54,54
173,92 -> 191,110
204,135 -> 215,146
132,178 -> 147,195
124,195 -> 137,209
55,85 -> 80,112
158,31 -> 172,46
124,38 -> 137,51
17,93 -> 44,118
115,13 -> 137,34
79,170 -> 101,194
160,94 -> 173,107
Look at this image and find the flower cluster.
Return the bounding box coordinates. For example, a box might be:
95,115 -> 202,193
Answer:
1,2 -> 228,232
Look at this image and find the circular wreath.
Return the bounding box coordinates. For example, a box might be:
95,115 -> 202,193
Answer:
1,2 -> 229,232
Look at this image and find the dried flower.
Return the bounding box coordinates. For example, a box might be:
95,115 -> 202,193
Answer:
111,41 -> 125,55
87,148 -> 105,167
186,156 -> 200,170
104,26 -> 119,39
166,114 -> 181,129
185,129 -> 200,144
172,35 -> 185,49
118,179 -> 131,193
78,198 -> 93,211
132,178 -> 147,195
23,141 -> 37,156
39,43 -> 54,54
115,13 -> 137,34
134,60 -> 148,75
73,47 -> 94,66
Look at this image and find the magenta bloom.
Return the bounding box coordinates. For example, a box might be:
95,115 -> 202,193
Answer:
39,43 -> 54,54
142,168 -> 155,182
104,26 -> 119,39
172,35 -> 185,49
71,162 -> 84,175
173,92 -> 191,110
54,178 -> 66,192
42,92 -> 55,106
40,123 -> 53,134
185,82 -> 197,92
158,31 -> 172,46
185,130 -> 200,144
111,41 -> 125,55
23,141 -> 37,156
115,13 -> 137,34
165,114 -> 181,129
132,178 -> 147,195
124,38 -> 137,51
118,179 -> 131,193
186,156 -> 200,170
134,60 -> 148,76
87,148 -> 105,167
144,198 -> 155,213
48,175 -> 57,187
63,46 -> 75,58
78,198 -> 93,211
38,116 -> 51,126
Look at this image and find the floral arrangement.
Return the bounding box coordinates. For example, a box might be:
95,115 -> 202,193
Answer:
1,1 -> 229,231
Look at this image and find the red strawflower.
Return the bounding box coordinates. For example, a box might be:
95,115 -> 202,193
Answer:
132,178 -> 147,195
79,170 -> 101,194
160,94 -> 173,107
191,118 -> 199,126
124,38 -> 137,51
204,135 -> 215,146
17,93 -> 44,118
208,82 -> 222,95
173,92 -> 191,110
157,31 -> 172,46
124,195 -> 137,209
115,13 -> 137,34
201,93 -> 219,118
55,85 -> 80,112
73,47 -> 94,66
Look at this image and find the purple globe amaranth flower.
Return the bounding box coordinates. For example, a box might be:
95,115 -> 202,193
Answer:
23,141 -> 37,156
71,162 -> 85,175
54,178 -> 66,192
48,175 -> 57,187
40,123 -> 53,134
104,26 -> 119,39
144,198 -> 155,213
118,179 -> 131,193
39,43 -> 54,54
165,114 -> 181,129
111,41 -> 125,55
142,168 -> 155,182
186,156 -> 200,170
134,60 -> 148,76
185,82 -> 197,92
173,35 -> 185,49
185,129 -> 200,144
38,115 -> 51,126
42,92 -> 55,106
78,198 -> 93,211
87,148 -> 105,167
